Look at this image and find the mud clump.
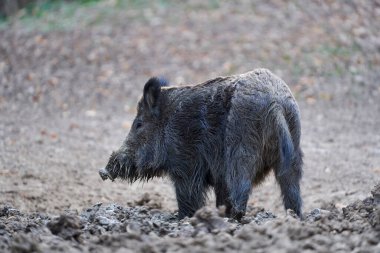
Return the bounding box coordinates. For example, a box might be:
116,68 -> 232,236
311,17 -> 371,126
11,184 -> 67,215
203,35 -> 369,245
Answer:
0,184 -> 379,252
189,207 -> 237,236
47,215 -> 82,241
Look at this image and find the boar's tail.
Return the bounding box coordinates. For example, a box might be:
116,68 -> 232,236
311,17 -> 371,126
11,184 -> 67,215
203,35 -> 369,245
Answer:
274,107 -> 294,177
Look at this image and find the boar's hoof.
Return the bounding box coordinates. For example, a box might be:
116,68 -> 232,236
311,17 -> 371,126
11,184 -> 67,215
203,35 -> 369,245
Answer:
230,209 -> 245,221
99,168 -> 113,181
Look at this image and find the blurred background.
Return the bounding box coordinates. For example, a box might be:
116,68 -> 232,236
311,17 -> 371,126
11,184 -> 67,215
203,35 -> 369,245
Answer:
0,0 -> 379,214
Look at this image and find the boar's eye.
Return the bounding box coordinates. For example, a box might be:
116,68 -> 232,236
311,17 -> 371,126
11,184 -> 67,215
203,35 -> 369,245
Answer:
135,120 -> 142,130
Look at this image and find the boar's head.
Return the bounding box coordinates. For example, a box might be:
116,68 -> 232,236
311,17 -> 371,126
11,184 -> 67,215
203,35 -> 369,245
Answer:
99,77 -> 169,183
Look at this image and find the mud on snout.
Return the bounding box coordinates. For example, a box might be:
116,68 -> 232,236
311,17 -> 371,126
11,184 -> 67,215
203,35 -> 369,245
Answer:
99,150 -> 139,182
98,151 -> 126,182
99,168 -> 114,181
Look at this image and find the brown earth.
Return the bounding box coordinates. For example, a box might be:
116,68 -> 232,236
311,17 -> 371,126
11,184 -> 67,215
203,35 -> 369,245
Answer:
0,0 -> 379,252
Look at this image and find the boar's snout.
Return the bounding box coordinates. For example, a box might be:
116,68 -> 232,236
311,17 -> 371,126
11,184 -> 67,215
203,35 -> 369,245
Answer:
100,150 -> 133,182
99,168 -> 114,181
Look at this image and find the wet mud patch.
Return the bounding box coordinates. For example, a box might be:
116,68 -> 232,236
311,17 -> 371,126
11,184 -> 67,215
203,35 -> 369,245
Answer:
0,184 -> 379,253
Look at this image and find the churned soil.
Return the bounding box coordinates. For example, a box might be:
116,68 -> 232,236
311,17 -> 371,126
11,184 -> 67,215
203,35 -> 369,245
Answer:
1,184 -> 379,252
0,0 -> 379,252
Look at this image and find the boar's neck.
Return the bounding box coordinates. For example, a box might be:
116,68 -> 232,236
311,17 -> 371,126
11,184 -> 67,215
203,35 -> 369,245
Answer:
161,79 -> 236,171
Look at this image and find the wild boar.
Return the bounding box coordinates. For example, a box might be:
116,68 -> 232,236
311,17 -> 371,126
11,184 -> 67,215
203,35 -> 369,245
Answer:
99,69 -> 303,220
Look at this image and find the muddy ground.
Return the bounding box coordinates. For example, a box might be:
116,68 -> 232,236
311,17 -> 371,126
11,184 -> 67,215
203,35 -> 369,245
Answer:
0,0 -> 379,252
0,185 -> 379,252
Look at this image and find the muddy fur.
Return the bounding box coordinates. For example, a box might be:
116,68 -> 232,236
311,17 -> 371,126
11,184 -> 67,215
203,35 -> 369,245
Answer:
102,69 -> 303,219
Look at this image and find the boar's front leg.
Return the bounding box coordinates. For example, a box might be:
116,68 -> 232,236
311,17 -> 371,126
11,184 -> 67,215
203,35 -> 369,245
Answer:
173,176 -> 208,219
214,180 -> 233,216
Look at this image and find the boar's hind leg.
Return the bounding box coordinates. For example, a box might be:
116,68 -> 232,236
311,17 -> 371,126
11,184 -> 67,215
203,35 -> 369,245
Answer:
272,106 -> 303,217
224,109 -> 258,220
174,178 -> 208,219
225,153 -> 256,220
276,147 -> 303,217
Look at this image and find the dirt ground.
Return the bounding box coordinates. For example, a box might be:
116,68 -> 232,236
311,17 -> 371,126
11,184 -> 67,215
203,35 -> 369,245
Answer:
0,0 -> 379,252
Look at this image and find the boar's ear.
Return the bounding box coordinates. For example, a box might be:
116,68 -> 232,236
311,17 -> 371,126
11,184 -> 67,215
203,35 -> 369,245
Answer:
143,77 -> 168,117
